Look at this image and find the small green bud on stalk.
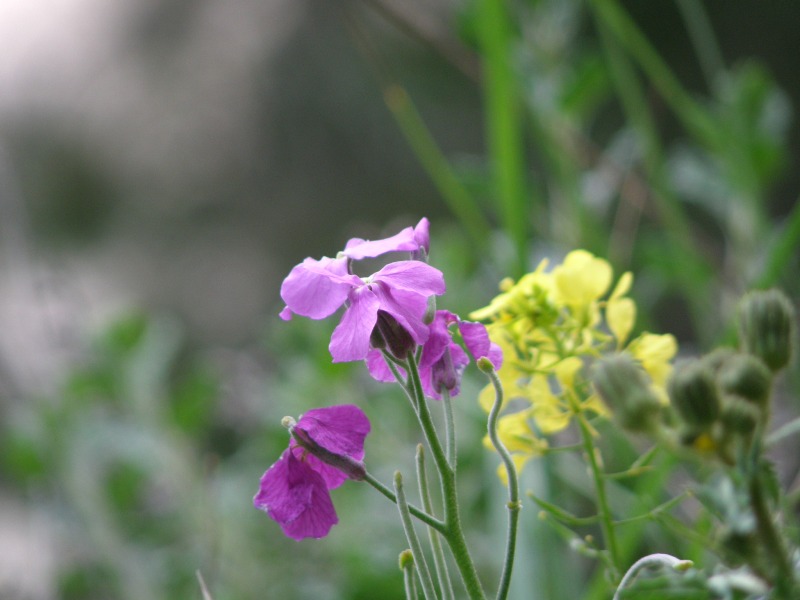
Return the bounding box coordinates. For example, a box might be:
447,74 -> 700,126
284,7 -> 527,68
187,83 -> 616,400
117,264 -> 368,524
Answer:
717,354 -> 772,408
667,360 -> 720,429
737,288 -> 796,372
592,354 -> 662,432
398,549 -> 415,570
719,395 -> 761,436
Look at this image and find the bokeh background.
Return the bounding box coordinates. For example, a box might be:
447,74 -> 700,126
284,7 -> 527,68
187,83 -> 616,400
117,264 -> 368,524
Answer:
1,0 -> 798,598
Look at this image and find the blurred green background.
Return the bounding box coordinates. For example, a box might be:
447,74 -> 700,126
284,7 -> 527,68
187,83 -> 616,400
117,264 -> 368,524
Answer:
0,0 -> 798,598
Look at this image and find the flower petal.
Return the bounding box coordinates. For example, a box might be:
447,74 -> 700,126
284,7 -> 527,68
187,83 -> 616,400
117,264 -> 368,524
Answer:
280,257 -> 359,320
253,450 -> 338,540
371,284 -> 430,346
458,320 -> 503,369
329,286 -> 381,362
343,227 -> 419,260
373,261 -> 446,297
366,349 -> 400,383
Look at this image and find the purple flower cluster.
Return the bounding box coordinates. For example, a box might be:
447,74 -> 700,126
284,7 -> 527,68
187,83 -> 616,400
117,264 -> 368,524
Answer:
255,218 -> 503,540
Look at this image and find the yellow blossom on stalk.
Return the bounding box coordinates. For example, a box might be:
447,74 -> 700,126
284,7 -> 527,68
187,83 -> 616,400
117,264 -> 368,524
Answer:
471,250 -> 677,474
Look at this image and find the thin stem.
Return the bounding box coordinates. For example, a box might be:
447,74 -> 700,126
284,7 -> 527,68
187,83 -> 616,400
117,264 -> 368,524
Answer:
576,410 -> 622,581
402,557 -> 418,600
417,444 -> 456,600
442,389 -> 456,469
363,471 -> 446,534
482,362 -> 521,600
612,553 -> 693,600
674,0 -> 725,89
394,471 -> 438,600
404,356 -> 487,600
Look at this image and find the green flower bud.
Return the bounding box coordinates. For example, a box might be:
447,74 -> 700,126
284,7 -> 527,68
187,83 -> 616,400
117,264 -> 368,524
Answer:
719,395 -> 761,436
667,360 -> 720,429
717,353 -> 771,408
592,354 -> 661,432
398,549 -> 414,570
737,288 -> 796,371
699,347 -> 737,375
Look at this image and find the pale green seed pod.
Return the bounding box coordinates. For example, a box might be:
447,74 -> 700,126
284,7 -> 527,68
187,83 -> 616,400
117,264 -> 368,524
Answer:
717,353 -> 772,408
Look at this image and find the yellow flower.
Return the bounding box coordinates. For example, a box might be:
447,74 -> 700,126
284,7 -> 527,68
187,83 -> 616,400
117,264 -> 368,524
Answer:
470,249 -> 677,477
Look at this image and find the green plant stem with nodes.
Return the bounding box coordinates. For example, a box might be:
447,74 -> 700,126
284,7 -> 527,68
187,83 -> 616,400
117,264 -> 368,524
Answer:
403,355 -> 487,600
480,358 -> 521,600
416,444 -> 456,600
574,407 -> 622,581
744,430 -> 797,599
394,471 -> 438,600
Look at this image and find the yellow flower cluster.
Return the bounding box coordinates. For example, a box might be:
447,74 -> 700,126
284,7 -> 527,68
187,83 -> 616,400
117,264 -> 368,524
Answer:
470,250 -> 677,478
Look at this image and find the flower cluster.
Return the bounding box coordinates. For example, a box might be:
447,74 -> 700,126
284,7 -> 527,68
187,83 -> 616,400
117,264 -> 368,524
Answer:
257,218 -> 501,540
470,250 -> 677,476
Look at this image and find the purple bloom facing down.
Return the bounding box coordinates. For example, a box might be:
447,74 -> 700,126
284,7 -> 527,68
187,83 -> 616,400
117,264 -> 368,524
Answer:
366,310 -> 503,399
289,405 -> 371,489
254,404 -> 371,541
280,257 -> 446,363
343,218 -> 430,261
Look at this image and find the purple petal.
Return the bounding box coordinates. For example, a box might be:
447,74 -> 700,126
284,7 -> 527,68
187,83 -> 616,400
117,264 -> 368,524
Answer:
253,450 -> 338,541
429,343 -> 469,399
371,284 -> 430,346
343,227 -> 419,260
280,257 -> 359,320
413,218 -> 430,255
458,321 -> 503,369
419,311 -> 456,369
366,349 -> 400,383
292,404 -> 371,489
329,286 -> 381,362
373,261 -> 446,297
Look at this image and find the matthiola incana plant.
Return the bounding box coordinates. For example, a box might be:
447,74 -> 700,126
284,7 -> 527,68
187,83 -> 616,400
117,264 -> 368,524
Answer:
254,218 -> 800,600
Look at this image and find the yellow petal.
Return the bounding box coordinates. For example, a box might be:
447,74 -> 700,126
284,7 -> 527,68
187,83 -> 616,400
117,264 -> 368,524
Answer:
607,297 -> 636,347
553,250 -> 613,307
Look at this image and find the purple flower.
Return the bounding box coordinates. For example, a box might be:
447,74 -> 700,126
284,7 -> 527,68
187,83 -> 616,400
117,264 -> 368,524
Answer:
254,404 -> 371,541
342,218 -> 430,261
367,310 -> 503,399
279,258 -> 446,363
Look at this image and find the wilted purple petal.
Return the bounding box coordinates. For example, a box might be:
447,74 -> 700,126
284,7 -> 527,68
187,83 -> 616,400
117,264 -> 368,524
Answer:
329,287 -> 381,362
459,320 -> 503,369
253,450 -> 338,541
280,257 -> 359,320
291,405 -> 371,488
419,310 -> 458,369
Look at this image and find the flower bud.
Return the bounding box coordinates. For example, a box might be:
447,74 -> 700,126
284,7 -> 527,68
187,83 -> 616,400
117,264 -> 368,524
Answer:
719,395 -> 761,436
592,354 -> 661,432
737,288 -> 796,371
717,353 -> 771,408
291,427 -> 367,481
371,310 -> 416,360
667,360 -> 720,429
398,549 -> 415,570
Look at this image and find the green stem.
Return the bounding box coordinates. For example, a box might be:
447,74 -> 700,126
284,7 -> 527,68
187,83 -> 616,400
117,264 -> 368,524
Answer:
394,471 -> 438,600
482,362 -> 521,600
402,557 -> 418,600
576,411 -> 622,581
363,471 -> 446,534
442,389 -> 456,469
417,445 -> 456,600
405,357 -> 487,600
